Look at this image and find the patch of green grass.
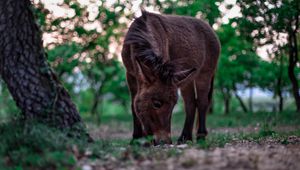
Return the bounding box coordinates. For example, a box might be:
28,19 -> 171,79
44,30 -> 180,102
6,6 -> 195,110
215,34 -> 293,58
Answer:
197,133 -> 235,149
0,119 -> 94,169
0,120 -> 128,169
258,121 -> 276,137
205,111 -> 300,128
197,126 -> 300,149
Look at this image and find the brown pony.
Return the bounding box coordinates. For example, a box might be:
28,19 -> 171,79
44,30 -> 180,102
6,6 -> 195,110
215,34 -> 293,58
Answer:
121,10 -> 220,145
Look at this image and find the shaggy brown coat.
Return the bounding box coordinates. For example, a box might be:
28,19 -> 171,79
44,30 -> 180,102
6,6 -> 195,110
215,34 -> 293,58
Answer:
122,11 -> 220,144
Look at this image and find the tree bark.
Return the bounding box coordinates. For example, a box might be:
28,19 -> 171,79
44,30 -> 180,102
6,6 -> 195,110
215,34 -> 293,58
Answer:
0,0 -> 85,129
287,16 -> 300,112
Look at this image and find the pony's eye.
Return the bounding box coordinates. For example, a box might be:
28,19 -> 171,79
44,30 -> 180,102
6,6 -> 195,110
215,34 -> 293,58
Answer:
152,100 -> 163,109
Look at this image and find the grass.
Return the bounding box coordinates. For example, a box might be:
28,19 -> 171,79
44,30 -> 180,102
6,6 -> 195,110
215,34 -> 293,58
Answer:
0,111 -> 299,169
195,111 -> 299,128
0,120 -> 81,169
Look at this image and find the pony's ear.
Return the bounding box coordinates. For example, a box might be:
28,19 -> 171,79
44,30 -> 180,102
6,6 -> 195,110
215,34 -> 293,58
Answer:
136,59 -> 156,84
140,7 -> 148,20
172,68 -> 196,87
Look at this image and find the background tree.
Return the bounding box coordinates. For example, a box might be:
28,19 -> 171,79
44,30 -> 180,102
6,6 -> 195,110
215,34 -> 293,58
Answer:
256,55 -> 290,112
236,0 -> 300,112
216,22 -> 260,114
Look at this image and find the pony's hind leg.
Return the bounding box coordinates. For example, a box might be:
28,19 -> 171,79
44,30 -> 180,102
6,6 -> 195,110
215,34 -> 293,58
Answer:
178,81 -> 197,144
195,74 -> 214,141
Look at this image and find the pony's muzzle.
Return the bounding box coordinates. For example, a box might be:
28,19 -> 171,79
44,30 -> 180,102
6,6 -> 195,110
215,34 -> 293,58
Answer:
154,131 -> 172,145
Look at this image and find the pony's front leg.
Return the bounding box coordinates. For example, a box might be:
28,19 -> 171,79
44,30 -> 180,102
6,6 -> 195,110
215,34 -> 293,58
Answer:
126,73 -> 145,143
178,81 -> 197,144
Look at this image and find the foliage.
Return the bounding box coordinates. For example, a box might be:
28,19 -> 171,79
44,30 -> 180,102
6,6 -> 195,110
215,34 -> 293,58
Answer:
217,22 -> 260,89
215,22 -> 260,113
0,0 -> 299,121
236,0 -> 300,111
236,0 -> 299,44
152,0 -> 221,25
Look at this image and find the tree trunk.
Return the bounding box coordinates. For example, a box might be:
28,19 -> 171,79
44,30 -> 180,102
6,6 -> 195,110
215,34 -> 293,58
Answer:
221,87 -> 231,115
90,73 -> 106,117
276,55 -> 284,112
278,91 -> 283,112
287,18 -> 300,112
0,0 -> 85,129
91,87 -> 102,115
224,97 -> 230,115
90,85 -> 103,125
248,86 -> 253,113
232,84 -> 248,113
234,90 -> 248,113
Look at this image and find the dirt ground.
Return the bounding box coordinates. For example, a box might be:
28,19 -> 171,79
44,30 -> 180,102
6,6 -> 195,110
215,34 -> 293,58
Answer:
170,137 -> 300,170
77,123 -> 300,170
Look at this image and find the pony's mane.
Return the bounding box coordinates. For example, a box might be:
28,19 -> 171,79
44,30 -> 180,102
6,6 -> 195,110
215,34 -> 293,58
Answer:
124,11 -> 175,84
